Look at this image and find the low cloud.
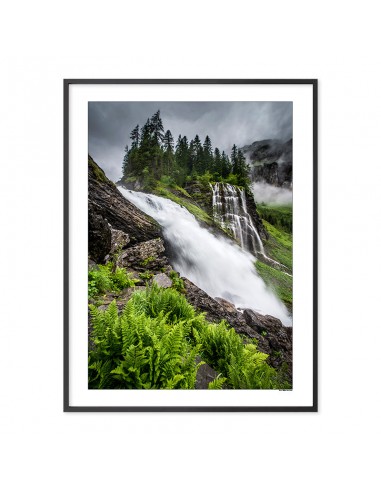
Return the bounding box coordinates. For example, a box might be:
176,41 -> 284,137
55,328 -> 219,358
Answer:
251,182 -> 293,205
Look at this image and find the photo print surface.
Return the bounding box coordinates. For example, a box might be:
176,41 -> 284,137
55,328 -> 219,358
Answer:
87,101 -> 294,391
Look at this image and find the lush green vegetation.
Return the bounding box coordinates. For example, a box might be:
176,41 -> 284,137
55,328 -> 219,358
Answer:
255,205 -> 293,310
168,270 -> 185,293
155,181 -> 213,225
88,283 -> 289,390
255,261 -> 293,310
262,220 -> 292,272
88,262 -> 137,298
121,110 -> 250,188
257,204 -> 292,233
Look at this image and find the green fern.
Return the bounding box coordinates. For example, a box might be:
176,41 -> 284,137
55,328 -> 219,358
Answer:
88,262 -> 136,298
88,284 -> 290,390
208,375 -> 227,390
89,297 -> 202,389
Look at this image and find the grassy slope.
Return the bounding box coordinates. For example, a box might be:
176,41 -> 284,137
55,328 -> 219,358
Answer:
256,204 -> 292,234
255,261 -> 293,311
262,220 -> 292,272
155,182 -> 214,225
255,206 -> 293,311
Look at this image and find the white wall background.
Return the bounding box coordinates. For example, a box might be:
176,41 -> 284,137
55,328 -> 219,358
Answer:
1,1 -> 380,490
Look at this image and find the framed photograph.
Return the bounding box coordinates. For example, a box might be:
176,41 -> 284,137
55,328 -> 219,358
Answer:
64,79 -> 317,412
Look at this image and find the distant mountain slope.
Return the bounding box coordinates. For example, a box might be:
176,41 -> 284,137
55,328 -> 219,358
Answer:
241,139 -> 292,188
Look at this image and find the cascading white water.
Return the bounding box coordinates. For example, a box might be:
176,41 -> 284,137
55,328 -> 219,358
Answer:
118,187 -> 291,325
211,183 -> 264,255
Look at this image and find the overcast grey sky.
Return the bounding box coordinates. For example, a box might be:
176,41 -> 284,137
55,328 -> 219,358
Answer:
89,101 -> 292,181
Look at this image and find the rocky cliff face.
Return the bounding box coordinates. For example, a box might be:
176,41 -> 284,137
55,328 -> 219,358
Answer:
244,187 -> 269,241
241,138 -> 292,188
88,155 -> 163,262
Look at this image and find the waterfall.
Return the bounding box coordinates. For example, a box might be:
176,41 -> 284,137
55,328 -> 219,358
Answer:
211,183 -> 264,255
118,187 -> 291,325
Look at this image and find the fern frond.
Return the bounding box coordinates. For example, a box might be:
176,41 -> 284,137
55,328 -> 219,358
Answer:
208,375 -> 227,390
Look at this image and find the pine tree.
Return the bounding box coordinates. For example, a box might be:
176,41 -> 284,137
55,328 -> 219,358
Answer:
213,147 -> 221,177
174,135 -> 189,184
150,110 -> 164,145
192,135 -> 203,174
163,129 -> 174,152
140,119 -> 153,150
122,145 -> 129,177
220,151 -> 231,178
121,111 -> 249,188
202,135 -> 213,173
163,130 -> 174,176
130,125 -> 140,149
235,149 -> 249,186
231,144 -> 238,174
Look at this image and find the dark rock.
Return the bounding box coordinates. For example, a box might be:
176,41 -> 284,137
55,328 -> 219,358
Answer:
109,228 -> 130,255
243,309 -> 267,331
88,203 -> 112,262
243,308 -> 292,377
152,273 -> 172,288
244,187 -> 269,240
195,358 -> 219,389
117,238 -> 169,272
88,259 -> 98,270
88,155 -> 162,247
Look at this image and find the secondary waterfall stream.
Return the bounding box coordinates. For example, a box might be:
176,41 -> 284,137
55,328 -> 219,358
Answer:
119,187 -> 291,325
211,183 -> 264,255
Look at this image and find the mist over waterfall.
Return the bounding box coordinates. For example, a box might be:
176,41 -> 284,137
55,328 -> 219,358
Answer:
119,187 -> 291,325
250,182 -> 292,206
211,183 -> 264,255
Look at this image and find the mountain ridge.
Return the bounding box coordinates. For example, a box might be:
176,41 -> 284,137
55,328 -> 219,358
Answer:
241,138 -> 292,188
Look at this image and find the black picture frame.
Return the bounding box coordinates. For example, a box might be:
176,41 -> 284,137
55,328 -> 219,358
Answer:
64,79 -> 318,412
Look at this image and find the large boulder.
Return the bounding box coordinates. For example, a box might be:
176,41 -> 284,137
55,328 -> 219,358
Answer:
117,238 -> 169,273
195,358 -> 219,389
104,228 -> 130,263
152,273 -> 173,288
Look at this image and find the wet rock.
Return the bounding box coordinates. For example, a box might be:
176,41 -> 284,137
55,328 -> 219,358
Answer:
183,278 -> 269,352
244,187 -> 269,241
215,297 -> 237,313
243,309 -> 267,331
